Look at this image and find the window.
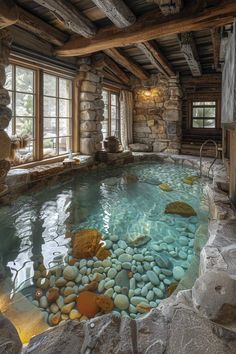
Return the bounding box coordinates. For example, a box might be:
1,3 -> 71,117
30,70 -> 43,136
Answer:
191,101 -> 216,129
5,65 -> 36,163
102,89 -> 120,140
4,61 -> 74,165
43,74 -> 72,158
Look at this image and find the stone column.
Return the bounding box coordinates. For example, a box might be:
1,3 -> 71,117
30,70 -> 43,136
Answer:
78,58 -> 104,155
0,30 -> 12,197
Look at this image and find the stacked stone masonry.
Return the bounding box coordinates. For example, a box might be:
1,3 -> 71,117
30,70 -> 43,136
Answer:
0,29 -> 12,197
78,58 -> 104,155
132,74 -> 182,154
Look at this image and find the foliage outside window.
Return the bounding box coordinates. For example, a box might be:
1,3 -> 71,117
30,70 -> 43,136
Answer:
102,89 -> 120,140
4,62 -> 73,165
5,64 -> 36,164
43,74 -> 72,158
192,101 -> 216,129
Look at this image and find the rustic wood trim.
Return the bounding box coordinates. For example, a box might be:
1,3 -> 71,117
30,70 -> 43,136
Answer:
0,0 -> 18,29
136,41 -> 175,78
33,0 -> 97,38
211,28 -> 221,72
94,54 -> 130,84
91,0 -> 136,28
73,75 -> 80,153
104,48 -> 149,81
16,6 -> 68,47
56,0 -> 236,57
178,32 -> 202,77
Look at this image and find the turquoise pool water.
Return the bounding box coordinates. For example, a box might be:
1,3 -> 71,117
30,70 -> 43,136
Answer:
0,161 -> 208,322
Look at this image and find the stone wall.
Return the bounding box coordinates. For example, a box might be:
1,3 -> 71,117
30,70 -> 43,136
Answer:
132,74 -> 182,154
78,58 -> 104,155
0,30 -> 12,197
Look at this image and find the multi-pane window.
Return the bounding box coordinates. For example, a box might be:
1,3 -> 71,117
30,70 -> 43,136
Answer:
192,101 -> 216,129
102,89 -> 120,140
5,65 -> 36,163
43,74 -> 72,158
4,61 -> 74,165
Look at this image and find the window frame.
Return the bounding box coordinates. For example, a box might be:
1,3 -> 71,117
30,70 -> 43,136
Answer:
102,87 -> 120,140
188,96 -> 221,132
6,57 -> 78,166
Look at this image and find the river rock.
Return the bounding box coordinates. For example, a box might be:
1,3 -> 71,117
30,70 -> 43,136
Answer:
122,262 -> 132,270
105,279 -> 115,289
163,236 -> 175,244
107,268 -> 117,279
63,266 -> 78,281
114,294 -> 129,310
39,296 -> 48,309
69,309 -> 81,320
133,254 -> 144,262
127,234 -> 151,247
146,270 -> 160,286
173,266 -> 185,280
55,278 -> 67,287
61,302 -> 75,314
130,296 -> 148,306
179,236 -> 189,246
117,240 -> 127,249
118,254 -> 132,263
115,270 -> 130,288
64,294 -> 77,304
165,201 -> 197,217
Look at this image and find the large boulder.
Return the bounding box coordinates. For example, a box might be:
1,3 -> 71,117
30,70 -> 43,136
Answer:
165,201 -> 197,217
0,313 -> 22,354
192,270 -> 236,324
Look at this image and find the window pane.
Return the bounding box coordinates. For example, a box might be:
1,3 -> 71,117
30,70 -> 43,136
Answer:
16,117 -> 34,138
15,142 -> 34,164
59,119 -> 71,136
111,94 -> 118,105
59,136 -> 71,154
101,120 -> 108,140
193,107 -> 203,118
8,91 -> 13,110
59,99 -> 71,117
204,119 -> 215,128
5,65 -> 12,90
193,119 -> 203,128
43,118 -> 57,137
16,93 -> 34,116
104,105 -> 108,119
43,138 -> 57,157
193,101 -> 216,106
16,67 -> 34,93
59,78 -> 72,99
6,119 -> 12,136
102,90 -> 108,104
44,97 -> 56,117
111,106 -> 118,119
44,74 -> 57,97
204,107 -> 216,118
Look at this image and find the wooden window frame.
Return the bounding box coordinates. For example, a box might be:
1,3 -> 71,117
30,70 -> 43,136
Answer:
102,87 -> 120,140
7,57 -> 78,167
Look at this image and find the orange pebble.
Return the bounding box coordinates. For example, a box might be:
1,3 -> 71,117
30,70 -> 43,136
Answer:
76,291 -> 100,318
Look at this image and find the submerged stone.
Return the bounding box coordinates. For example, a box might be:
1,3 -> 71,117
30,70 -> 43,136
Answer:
127,234 -> 151,247
159,183 -> 173,192
165,201 -> 197,217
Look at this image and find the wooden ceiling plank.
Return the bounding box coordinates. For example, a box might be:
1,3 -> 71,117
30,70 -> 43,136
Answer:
33,0 -> 97,38
178,32 -> 202,77
152,0 -> 183,15
91,0 -> 136,28
211,28 -> 221,71
94,54 -> 130,84
104,48 -> 149,81
0,0 -> 18,29
17,6 -> 68,46
55,0 -> 236,57
137,41 -> 175,77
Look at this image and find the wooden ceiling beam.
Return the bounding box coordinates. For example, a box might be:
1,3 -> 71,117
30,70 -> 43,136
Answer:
17,6 -> 68,46
33,0 -> 97,38
91,0 -> 136,28
178,32 -> 202,77
56,0 -> 236,57
136,41 -> 175,77
104,48 -> 149,81
94,54 -> 130,84
0,0 -> 18,29
211,28 -> 221,72
151,0 -> 183,15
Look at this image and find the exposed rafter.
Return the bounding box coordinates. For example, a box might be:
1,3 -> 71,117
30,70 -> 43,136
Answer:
17,6 -> 68,47
56,0 -> 236,57
150,0 -> 183,15
178,32 -> 202,77
211,28 -> 221,72
93,54 -> 130,84
33,0 -> 97,38
91,0 -> 136,28
136,41 -> 175,78
104,48 -> 149,81
0,0 -> 18,29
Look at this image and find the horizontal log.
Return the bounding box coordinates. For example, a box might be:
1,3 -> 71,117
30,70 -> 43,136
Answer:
17,6 -> 68,47
56,0 -> 236,57
91,0 -> 136,28
104,48 -> 149,81
0,0 -> 18,29
34,0 -> 97,38
94,54 -> 130,84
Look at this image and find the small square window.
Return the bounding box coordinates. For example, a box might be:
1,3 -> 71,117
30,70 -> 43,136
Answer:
191,101 -> 217,129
